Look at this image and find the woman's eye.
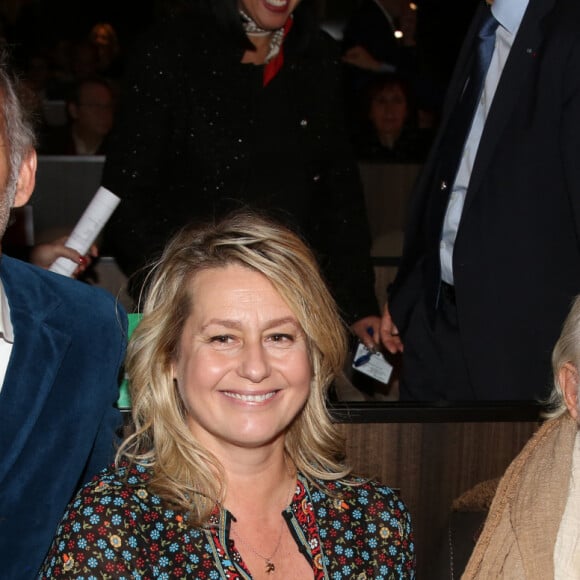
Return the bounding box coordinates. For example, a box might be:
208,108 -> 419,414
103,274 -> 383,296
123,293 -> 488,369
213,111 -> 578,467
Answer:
210,335 -> 232,344
269,333 -> 293,343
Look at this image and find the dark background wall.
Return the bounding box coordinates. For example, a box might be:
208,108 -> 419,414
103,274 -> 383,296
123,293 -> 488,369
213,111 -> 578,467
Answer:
2,0 -> 155,56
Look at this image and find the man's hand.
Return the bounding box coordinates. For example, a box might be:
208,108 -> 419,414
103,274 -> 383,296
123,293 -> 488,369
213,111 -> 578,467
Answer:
380,302 -> 404,354
351,315 -> 381,352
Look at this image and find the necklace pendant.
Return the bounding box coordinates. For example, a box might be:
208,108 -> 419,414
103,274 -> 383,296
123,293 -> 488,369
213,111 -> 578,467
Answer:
265,560 -> 275,574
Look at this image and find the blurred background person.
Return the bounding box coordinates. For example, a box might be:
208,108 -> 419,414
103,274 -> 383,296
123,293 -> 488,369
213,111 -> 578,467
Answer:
39,76 -> 115,155
101,0 -> 381,351
353,73 -> 434,163
19,39 -> 101,138
88,22 -> 123,81
41,211 -> 415,579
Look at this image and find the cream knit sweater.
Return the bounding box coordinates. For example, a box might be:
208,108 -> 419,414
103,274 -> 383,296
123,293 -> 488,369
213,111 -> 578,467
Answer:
463,414 -> 577,579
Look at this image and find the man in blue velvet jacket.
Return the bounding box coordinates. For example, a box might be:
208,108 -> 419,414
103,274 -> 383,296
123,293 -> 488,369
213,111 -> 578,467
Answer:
0,52 -> 127,579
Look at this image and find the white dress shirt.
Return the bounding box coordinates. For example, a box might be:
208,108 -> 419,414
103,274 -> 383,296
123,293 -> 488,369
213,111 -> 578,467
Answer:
0,279 -> 14,394
439,0 -> 529,285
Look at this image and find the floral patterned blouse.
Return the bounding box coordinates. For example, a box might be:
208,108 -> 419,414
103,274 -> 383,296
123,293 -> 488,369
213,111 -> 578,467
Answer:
41,463 -> 415,579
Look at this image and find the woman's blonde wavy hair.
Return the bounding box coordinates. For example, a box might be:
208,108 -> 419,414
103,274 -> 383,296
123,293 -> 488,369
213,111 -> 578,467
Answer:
117,211 -> 351,525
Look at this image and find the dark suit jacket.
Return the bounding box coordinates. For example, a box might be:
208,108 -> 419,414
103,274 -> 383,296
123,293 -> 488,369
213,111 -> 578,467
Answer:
389,0 -> 580,400
0,256 -> 127,579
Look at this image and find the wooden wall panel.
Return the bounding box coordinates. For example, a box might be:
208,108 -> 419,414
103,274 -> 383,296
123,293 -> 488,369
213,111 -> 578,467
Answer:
339,421 -> 539,578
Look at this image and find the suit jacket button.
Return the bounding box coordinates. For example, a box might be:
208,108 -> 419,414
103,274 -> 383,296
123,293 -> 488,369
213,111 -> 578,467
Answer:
440,180 -> 448,191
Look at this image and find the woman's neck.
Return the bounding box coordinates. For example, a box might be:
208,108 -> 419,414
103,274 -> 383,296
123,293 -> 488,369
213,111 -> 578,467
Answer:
222,448 -> 296,515
239,8 -> 290,66
241,34 -> 272,65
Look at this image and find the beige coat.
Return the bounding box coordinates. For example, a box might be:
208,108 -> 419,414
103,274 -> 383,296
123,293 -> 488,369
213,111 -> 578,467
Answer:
462,414 -> 578,579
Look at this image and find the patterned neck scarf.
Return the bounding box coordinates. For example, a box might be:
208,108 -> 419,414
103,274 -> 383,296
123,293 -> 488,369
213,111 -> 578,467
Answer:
239,9 -> 294,86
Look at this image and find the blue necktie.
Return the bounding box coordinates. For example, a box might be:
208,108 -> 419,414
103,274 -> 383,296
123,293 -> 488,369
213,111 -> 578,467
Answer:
437,8 -> 499,191
462,9 -> 499,118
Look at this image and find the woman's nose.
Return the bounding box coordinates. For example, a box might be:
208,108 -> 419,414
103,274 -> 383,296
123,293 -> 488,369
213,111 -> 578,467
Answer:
238,341 -> 271,383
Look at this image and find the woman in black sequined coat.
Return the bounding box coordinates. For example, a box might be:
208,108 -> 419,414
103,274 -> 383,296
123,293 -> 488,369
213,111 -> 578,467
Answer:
102,0 -> 380,345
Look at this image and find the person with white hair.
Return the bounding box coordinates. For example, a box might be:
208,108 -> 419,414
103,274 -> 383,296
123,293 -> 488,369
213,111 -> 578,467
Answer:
463,295 -> 580,578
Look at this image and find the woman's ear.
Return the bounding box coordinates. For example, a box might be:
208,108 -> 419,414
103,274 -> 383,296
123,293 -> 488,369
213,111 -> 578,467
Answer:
559,362 -> 579,421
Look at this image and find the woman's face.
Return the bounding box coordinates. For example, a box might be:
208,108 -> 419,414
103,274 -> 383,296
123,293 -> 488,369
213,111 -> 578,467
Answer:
368,83 -> 408,138
238,0 -> 302,30
173,264 -> 312,455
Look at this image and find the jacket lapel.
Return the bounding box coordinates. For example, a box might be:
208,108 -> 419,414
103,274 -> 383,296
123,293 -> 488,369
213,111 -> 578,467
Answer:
462,0 -> 555,215
0,258 -> 70,486
439,6 -> 484,132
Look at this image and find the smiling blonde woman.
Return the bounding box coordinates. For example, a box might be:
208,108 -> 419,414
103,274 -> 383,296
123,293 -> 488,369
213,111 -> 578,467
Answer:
41,212 -> 415,579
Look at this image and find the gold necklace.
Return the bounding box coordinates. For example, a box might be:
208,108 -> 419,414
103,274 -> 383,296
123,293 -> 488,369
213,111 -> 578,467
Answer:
231,477 -> 296,575
232,517 -> 285,574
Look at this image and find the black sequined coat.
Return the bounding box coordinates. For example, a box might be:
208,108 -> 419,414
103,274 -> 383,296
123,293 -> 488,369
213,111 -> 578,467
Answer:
102,5 -> 378,322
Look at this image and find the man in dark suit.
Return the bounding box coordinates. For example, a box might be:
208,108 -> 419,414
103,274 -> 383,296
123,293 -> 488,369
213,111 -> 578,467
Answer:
380,0 -> 580,401
0,53 -> 127,578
